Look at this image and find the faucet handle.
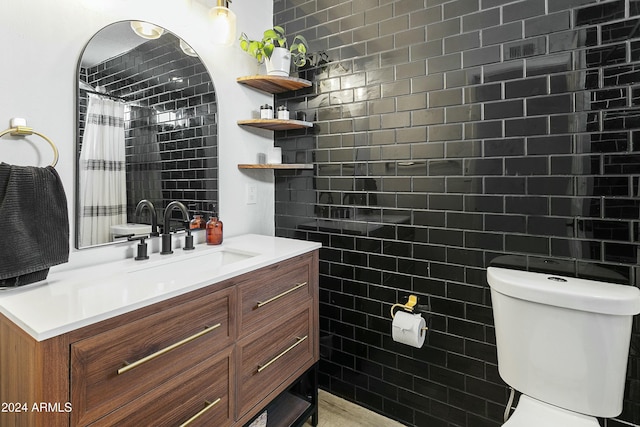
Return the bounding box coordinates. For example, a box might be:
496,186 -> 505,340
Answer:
183,229 -> 195,251
129,235 -> 150,261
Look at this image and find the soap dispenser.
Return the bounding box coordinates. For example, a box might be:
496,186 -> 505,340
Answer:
190,213 -> 205,229
189,204 -> 205,230
206,206 -> 223,245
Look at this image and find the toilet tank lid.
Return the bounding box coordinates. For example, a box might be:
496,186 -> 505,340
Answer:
487,267 -> 640,315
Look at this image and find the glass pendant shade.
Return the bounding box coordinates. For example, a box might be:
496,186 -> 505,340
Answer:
209,0 -> 236,46
130,21 -> 165,40
179,39 -> 198,57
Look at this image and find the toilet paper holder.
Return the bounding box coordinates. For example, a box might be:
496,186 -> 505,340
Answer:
390,294 -> 430,334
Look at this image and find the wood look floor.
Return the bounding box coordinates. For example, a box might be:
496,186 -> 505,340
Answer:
307,390 -> 405,427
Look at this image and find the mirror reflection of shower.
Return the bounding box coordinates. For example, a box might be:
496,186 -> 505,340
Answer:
78,91 -> 127,247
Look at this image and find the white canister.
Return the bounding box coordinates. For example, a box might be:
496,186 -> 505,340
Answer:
267,147 -> 282,164
277,105 -> 289,120
260,104 -> 273,119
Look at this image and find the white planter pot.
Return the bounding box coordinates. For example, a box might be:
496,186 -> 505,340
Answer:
265,47 -> 291,76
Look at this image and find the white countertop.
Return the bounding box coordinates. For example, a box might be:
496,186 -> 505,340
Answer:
0,234 -> 321,341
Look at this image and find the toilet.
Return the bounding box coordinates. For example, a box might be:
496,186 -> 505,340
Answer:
487,266 -> 640,426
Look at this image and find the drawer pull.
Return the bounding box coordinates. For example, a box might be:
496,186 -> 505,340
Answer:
256,282 -> 307,308
179,398 -> 222,427
117,323 -> 221,375
257,335 -> 308,373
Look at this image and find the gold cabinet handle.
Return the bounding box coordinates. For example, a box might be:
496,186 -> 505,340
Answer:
117,323 -> 221,375
257,335 -> 308,373
256,282 -> 307,308
179,398 -> 222,427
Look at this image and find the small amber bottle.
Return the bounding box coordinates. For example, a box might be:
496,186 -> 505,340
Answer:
206,215 -> 223,245
190,214 -> 204,230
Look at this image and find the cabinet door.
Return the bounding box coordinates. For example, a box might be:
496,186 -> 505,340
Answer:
236,305 -> 314,418
237,255 -> 312,338
89,347 -> 234,427
71,288 -> 234,426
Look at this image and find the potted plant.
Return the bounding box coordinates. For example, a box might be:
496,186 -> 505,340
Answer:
239,26 -> 308,76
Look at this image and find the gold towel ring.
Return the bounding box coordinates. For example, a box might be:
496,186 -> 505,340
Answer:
0,126 -> 59,167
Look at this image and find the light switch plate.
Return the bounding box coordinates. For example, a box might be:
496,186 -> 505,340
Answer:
246,184 -> 257,204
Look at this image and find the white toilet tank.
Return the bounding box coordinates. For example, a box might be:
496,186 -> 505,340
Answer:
487,267 -> 640,418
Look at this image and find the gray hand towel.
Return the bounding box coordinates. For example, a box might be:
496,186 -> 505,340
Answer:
0,163 -> 69,287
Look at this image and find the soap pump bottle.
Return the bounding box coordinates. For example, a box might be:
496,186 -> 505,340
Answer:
190,213 -> 204,230
206,206 -> 223,245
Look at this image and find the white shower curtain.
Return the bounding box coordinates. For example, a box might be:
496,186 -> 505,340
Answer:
79,94 -> 127,246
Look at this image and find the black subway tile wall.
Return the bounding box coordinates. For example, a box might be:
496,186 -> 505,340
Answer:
274,0 -> 640,426
80,32 -> 218,223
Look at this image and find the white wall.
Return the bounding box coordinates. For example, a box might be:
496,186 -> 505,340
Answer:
0,0 -> 276,268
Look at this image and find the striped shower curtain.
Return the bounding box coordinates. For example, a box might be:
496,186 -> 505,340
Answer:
78,94 -> 127,247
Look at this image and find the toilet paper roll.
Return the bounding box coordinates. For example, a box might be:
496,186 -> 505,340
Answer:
392,311 -> 426,348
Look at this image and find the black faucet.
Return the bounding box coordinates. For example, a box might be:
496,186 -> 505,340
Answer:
160,201 -> 190,255
135,199 -> 159,236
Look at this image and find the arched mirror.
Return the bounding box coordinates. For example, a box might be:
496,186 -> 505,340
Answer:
76,21 -> 218,249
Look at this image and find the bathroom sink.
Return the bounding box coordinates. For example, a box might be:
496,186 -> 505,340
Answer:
126,247 -> 258,274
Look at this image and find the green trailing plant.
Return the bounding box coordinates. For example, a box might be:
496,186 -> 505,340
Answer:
239,26 -> 309,68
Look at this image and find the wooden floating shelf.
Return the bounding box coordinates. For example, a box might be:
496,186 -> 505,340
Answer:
238,163 -> 314,170
238,119 -> 313,131
236,75 -> 312,94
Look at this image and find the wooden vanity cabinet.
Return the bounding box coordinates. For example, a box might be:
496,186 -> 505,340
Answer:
89,347 -> 234,427
236,305 -> 314,418
71,288 -> 235,426
0,250 -> 318,427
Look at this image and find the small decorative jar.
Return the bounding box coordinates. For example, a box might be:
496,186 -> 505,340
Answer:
277,105 -> 289,120
260,104 -> 273,119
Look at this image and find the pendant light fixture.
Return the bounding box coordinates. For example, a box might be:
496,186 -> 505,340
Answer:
209,0 -> 236,46
179,39 -> 198,57
130,21 -> 165,40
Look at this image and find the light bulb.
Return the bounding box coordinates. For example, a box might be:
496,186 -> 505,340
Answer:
209,3 -> 236,46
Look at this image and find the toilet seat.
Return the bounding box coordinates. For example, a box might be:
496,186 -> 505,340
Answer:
503,395 -> 600,427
